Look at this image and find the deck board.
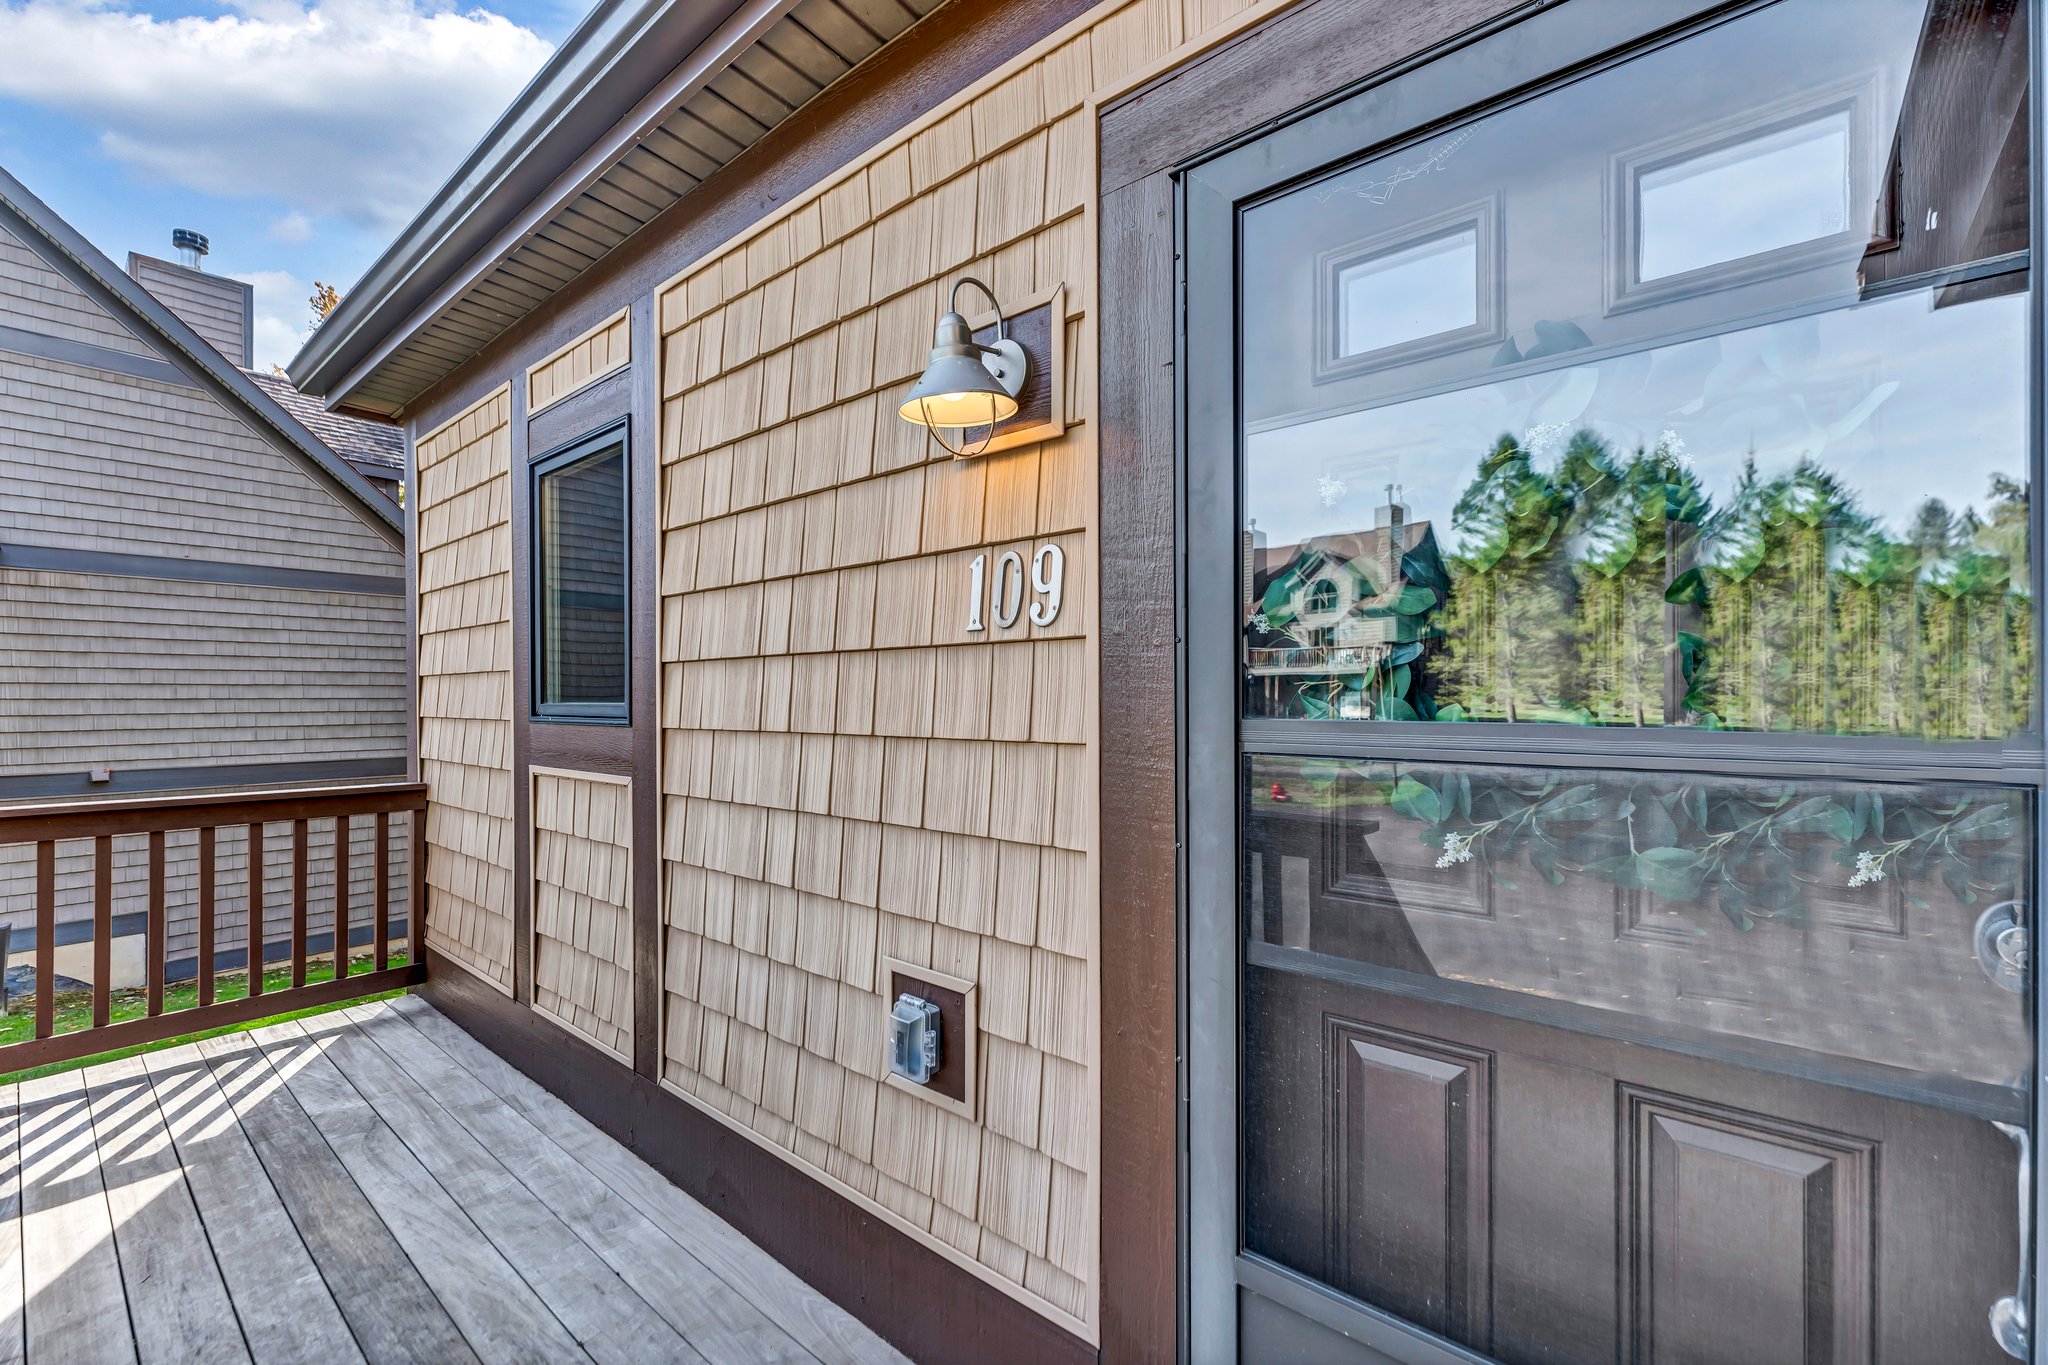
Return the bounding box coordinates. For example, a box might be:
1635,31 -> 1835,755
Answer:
191,1029 -> 478,1365
216,1025 -> 585,1364
277,1014 -> 705,1365
342,1002 -> 815,1363
136,1045 -> 362,1365
387,995 -> 907,1365
6,999 -> 904,1365
17,1069 -> 136,1365
0,1083 -> 23,1365
80,1055 -> 249,1364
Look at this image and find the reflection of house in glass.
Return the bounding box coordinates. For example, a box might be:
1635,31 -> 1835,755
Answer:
1244,493 -> 1447,719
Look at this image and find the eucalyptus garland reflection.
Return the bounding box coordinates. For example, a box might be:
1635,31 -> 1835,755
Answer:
1245,426 -> 2033,740
1301,760 -> 2030,931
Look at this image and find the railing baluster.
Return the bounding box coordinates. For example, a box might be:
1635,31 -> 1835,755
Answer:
33,841 -> 53,1041
291,818 -> 309,989
91,835 -> 111,1029
335,815 -> 351,982
198,826 -> 217,1007
374,811 -> 390,972
146,830 -> 165,1017
410,807 -> 427,966
247,822 -> 265,1000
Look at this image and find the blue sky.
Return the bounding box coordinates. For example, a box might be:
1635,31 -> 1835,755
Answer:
0,0 -> 587,369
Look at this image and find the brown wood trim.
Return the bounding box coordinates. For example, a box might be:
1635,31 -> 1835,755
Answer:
419,950 -> 1095,1365
510,375 -> 534,1006
1094,3 -> 1539,1360
628,293 -> 661,1081
527,366 -> 632,453
1096,170 -> 1183,1365
401,0 -> 1100,439
0,963 -> 424,1076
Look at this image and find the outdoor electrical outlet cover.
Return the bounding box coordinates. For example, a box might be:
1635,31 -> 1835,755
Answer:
882,956 -> 978,1121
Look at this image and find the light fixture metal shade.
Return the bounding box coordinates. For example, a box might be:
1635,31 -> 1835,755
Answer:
898,307 -> 1027,436
897,349 -> 1022,427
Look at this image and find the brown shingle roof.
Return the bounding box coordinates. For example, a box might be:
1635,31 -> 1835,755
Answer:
245,369 -> 404,481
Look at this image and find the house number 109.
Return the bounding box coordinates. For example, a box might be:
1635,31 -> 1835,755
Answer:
965,545 -> 1064,631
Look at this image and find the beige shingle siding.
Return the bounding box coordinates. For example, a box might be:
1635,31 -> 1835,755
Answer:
128,255 -> 250,367
0,353 -> 397,572
0,222 -> 156,358
416,387 -> 517,991
526,308 -> 630,414
532,769 -> 635,1060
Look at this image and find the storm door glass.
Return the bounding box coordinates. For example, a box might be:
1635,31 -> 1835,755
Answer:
1231,1 -> 2038,1362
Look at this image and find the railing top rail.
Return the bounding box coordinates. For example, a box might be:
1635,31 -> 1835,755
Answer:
0,781 -> 428,845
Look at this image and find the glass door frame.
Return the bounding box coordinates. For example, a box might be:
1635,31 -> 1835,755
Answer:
1177,0 -> 2048,1359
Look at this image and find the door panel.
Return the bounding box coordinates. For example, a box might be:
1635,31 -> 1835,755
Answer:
1621,1089 -> 1873,1365
1328,1022 -> 1493,1348
1249,961 -> 2022,1365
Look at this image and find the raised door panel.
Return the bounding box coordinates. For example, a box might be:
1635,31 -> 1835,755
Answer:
1621,1087 -> 1873,1365
1327,1020 -> 1493,1351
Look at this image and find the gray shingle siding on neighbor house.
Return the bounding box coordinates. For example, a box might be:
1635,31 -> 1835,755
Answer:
126,252 -> 253,368
0,167 -> 412,966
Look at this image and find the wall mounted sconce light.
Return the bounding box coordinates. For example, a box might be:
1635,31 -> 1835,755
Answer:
898,276 -> 1028,458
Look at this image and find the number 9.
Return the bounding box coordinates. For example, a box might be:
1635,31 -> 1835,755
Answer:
1030,544 -> 1064,626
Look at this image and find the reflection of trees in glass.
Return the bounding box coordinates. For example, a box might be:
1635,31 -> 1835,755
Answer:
1279,758 -> 2029,932
1246,429 -> 2033,740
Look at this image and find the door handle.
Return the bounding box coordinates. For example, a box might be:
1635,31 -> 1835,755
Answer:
1976,901 -> 2030,994
1991,1119 -> 2030,1360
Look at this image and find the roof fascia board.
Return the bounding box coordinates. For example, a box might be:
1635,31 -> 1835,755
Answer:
0,169 -> 404,545
291,0 -> 771,401
315,0 -> 801,415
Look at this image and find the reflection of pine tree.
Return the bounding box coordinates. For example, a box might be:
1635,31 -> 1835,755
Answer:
1420,435 -> 2031,740
1691,462 -> 1857,731
1436,436 -> 1575,720
1560,436 -> 1668,725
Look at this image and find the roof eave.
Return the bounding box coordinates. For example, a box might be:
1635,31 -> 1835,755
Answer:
288,0 -> 785,409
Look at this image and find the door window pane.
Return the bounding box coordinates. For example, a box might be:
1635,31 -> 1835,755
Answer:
535,439 -> 628,716
1638,111 -> 1853,282
1240,0 -> 2032,740
1337,227 -> 1479,357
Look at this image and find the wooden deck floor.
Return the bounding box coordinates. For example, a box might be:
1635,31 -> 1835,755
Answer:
0,996 -> 909,1365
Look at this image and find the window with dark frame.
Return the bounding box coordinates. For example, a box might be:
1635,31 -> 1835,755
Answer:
532,425 -> 629,721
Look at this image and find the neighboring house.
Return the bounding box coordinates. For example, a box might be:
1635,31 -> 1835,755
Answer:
283,1 -> 2041,1363
0,164 -> 410,988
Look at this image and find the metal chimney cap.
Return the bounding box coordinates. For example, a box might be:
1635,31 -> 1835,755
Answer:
171,228 -> 209,255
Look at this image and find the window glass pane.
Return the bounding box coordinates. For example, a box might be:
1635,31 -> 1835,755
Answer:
1239,0 -> 2032,739
1638,112 -> 1852,281
537,444 -> 627,709
1337,227 -> 1479,356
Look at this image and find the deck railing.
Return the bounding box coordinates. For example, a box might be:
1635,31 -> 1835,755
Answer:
0,781 -> 428,1072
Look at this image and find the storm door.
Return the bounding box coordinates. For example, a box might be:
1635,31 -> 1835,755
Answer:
1182,1 -> 2045,1361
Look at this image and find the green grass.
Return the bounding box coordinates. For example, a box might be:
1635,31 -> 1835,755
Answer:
0,950 -> 411,1085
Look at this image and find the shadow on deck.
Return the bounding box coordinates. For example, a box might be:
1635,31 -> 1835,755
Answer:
0,996 -> 908,1364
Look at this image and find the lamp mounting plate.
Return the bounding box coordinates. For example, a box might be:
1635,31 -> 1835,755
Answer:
982,338 -> 1028,399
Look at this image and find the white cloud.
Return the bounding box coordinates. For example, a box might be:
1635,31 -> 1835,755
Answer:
0,0 -> 553,232
268,210 -> 313,243
233,267 -> 312,371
